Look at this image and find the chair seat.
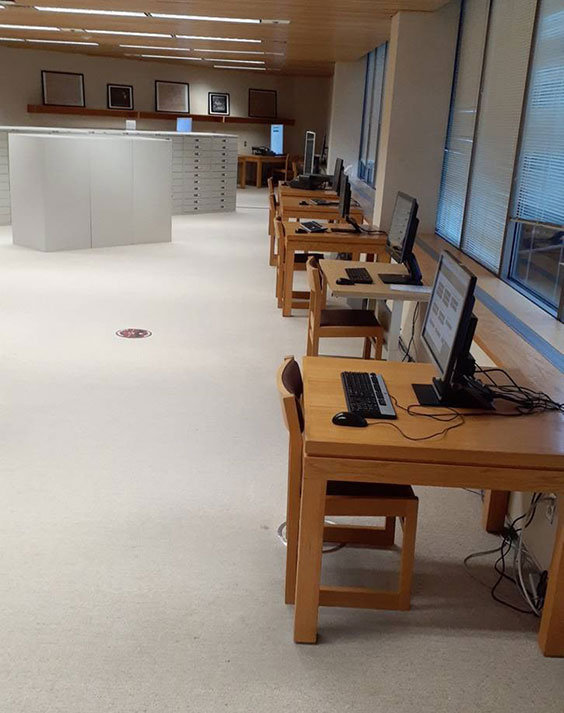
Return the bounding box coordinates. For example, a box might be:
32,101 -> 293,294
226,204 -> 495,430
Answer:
327,482 -> 415,499
320,308 -> 381,328
295,253 -> 324,264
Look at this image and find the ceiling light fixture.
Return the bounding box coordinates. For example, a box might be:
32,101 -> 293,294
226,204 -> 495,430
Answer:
120,44 -> 191,51
213,65 -> 267,71
35,6 -> 146,17
205,58 -> 265,64
0,23 -> 60,30
176,35 -> 261,43
87,29 -> 171,38
150,13 -> 260,24
27,38 -> 98,44
138,54 -> 202,61
0,36 -> 25,41
195,49 -> 284,56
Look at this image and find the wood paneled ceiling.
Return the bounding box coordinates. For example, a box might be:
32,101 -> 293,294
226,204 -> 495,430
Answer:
0,1 -> 449,75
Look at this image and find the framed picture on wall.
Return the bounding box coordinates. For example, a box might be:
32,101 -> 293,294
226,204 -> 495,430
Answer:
41,70 -> 85,107
107,84 -> 134,110
208,92 -> 230,116
155,80 -> 190,113
248,88 -> 277,119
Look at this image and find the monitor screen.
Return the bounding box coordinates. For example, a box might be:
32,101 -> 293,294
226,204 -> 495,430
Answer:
339,176 -> 351,219
304,131 -> 316,174
387,192 -> 418,261
332,158 -> 343,190
176,117 -> 193,132
421,251 -> 475,379
270,124 -> 283,154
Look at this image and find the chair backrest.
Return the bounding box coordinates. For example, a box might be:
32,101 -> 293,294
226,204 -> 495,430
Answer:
277,356 -> 304,441
292,157 -> 303,177
269,190 -> 277,215
306,256 -> 323,329
274,216 -> 285,264
267,176 -> 274,195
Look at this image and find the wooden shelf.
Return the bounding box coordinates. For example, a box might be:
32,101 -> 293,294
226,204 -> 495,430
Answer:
28,105 -> 295,126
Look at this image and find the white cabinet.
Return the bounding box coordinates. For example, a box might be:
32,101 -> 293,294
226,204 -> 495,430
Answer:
9,133 -> 172,251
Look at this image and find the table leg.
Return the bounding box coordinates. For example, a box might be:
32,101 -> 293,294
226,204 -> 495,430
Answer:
538,518 -> 564,656
282,248 -> 295,317
294,469 -> 326,644
482,490 -> 509,533
239,159 -> 246,189
386,300 -> 405,362
256,161 -> 263,188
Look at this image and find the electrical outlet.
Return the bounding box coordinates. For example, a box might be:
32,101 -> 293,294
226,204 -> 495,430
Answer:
545,495 -> 557,525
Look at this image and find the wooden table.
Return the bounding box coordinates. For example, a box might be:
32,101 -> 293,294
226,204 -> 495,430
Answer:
278,182 -> 338,199
238,154 -> 287,188
320,259 -> 431,361
279,194 -> 364,222
280,223 -> 388,317
295,357 -> 564,656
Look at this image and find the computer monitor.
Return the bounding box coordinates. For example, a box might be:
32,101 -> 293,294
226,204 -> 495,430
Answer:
270,124 -> 283,154
176,117 -> 193,132
378,192 -> 422,285
304,131 -> 316,174
339,175 -> 352,219
332,158 -> 344,191
412,251 -> 491,409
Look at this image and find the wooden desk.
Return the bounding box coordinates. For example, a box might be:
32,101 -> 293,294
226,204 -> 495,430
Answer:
238,154 -> 287,188
279,194 -> 364,222
278,182 -> 337,199
295,357 -> 564,656
320,259 -> 431,361
280,223 -> 388,317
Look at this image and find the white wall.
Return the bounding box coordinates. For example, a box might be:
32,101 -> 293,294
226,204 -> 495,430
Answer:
373,1 -> 461,232
327,58 -> 366,172
0,46 -> 331,155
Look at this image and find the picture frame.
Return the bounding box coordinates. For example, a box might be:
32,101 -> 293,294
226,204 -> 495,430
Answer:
248,88 -> 277,119
155,80 -> 190,113
41,70 -> 85,107
208,92 -> 230,116
107,83 -> 134,111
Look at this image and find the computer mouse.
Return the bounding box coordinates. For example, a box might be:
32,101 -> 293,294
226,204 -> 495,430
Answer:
336,277 -> 355,285
332,411 -> 368,428
296,228 -> 306,234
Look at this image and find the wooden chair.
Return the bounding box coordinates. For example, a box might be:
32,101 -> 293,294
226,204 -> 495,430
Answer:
306,257 -> 384,358
267,177 -> 278,266
273,154 -> 291,183
275,217 -> 323,309
292,157 -> 303,177
277,356 -> 419,608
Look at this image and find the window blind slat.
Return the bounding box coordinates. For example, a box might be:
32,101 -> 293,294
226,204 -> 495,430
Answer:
462,0 -> 537,271
436,0 -> 489,247
511,0 -> 564,227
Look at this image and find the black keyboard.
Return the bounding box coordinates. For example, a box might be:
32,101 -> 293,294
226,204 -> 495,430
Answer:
341,372 -> 397,419
345,267 -> 373,284
311,199 -> 339,206
301,220 -> 327,233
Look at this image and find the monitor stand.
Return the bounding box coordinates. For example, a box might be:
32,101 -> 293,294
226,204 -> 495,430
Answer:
379,253 -> 423,286
412,378 -> 493,409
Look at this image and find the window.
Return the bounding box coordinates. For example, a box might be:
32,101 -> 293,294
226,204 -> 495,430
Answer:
436,0 -> 563,320
358,44 -> 387,187
505,0 -> 564,317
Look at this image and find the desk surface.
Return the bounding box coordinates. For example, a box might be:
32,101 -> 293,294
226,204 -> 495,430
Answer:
280,194 -> 363,218
283,222 -> 387,252
278,182 -> 337,199
238,154 -> 286,162
320,259 -> 431,302
303,357 -> 564,477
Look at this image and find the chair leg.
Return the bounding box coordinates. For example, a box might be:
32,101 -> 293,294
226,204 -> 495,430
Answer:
363,338 -> 372,359
373,335 -> 383,360
397,501 -> 418,610
269,231 -> 277,267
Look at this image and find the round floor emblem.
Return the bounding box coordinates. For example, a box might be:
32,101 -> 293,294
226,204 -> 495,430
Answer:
116,328 -> 152,339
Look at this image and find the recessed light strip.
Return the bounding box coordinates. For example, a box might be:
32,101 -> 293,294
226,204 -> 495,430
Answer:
176,35 -> 261,43
0,23 -> 60,30
213,65 -> 267,71
138,54 -> 202,61
87,29 -> 172,38
27,38 -> 98,44
149,13 -> 260,24
120,44 -> 191,52
206,58 -> 264,64
35,6 -> 146,17
195,49 -> 284,56
0,36 -> 25,41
